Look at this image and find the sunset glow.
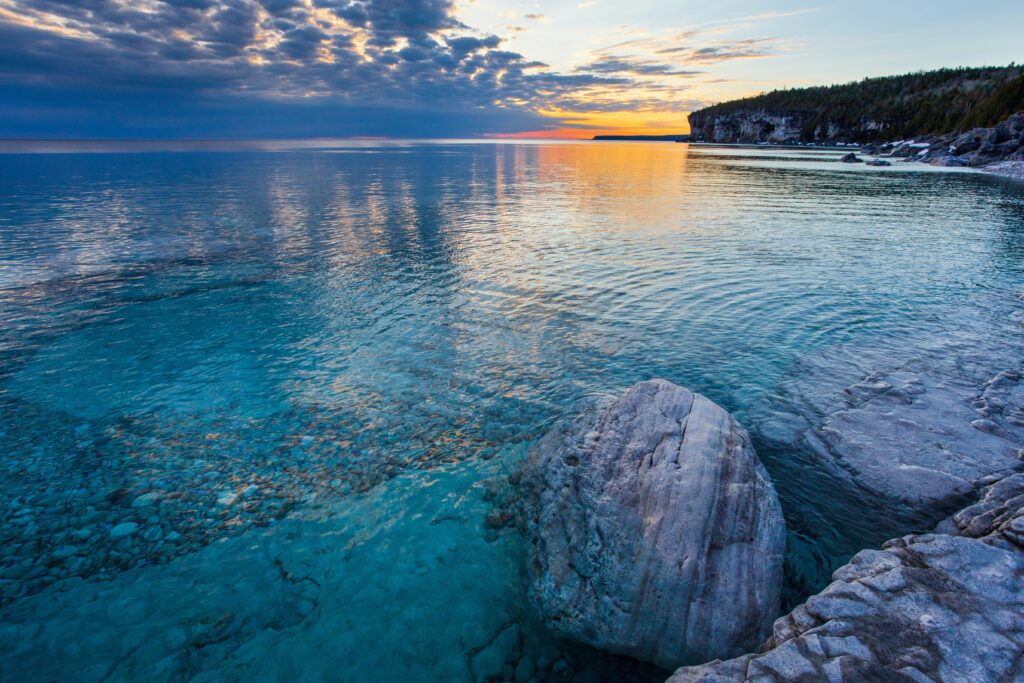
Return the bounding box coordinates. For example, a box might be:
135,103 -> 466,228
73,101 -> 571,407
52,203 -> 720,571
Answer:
507,108 -> 696,138
0,0 -> 1022,138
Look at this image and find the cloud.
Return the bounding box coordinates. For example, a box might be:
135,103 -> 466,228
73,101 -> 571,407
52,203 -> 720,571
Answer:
546,94 -> 706,114
0,0 -> 618,110
548,15 -> 800,130
0,83 -> 556,138
0,0 -> 802,137
719,9 -> 819,26
654,38 -> 777,63
576,54 -> 703,78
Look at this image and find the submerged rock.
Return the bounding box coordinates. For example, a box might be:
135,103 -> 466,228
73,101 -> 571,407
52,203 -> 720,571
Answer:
524,380 -> 785,669
109,522 -> 138,539
864,158 -> 891,167
804,367 -> 1024,511
667,472 -> 1024,683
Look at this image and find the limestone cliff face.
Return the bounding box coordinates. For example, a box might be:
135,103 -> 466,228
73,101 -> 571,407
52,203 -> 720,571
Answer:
687,109 -> 813,144
687,108 -> 888,144
685,65 -> 1023,144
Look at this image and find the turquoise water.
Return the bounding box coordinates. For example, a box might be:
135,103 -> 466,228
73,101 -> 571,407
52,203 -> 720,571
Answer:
2,141 -> 1024,681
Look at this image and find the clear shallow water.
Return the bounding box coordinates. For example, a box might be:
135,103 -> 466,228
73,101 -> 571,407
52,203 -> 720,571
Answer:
2,141 -> 1024,681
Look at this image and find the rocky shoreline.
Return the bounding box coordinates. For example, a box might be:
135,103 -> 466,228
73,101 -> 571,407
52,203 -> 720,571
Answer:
689,110 -> 1024,181
859,112 -> 1024,177
668,471 -> 1024,682
522,377 -> 1024,682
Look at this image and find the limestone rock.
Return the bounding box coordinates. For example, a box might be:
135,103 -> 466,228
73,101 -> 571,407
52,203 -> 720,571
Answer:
948,472 -> 1024,547
802,368 -> 1024,511
667,473 -> 1024,683
524,380 -> 786,669
984,160 -> 1024,180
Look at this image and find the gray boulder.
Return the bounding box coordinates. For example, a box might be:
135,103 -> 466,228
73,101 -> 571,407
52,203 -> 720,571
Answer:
524,380 -> 785,669
942,112 -> 1024,167
667,472 -> 1024,683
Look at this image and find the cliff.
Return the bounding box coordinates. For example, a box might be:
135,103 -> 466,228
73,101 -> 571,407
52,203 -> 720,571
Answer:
688,65 -> 1024,144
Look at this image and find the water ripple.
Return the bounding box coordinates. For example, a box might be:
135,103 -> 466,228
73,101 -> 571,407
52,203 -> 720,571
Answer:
1,142 -> 1023,611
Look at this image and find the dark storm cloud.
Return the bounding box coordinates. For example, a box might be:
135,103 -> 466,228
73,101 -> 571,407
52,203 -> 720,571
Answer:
0,21 -> 243,91
0,0 -> 640,137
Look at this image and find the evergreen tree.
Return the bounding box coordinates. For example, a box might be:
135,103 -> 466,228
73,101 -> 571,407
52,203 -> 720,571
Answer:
691,66 -> 1024,142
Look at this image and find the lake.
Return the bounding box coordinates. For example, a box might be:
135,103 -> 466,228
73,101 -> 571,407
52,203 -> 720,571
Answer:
1,141 -> 1023,681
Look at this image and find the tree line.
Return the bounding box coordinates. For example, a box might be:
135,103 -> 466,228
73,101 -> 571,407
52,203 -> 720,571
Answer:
692,65 -> 1024,142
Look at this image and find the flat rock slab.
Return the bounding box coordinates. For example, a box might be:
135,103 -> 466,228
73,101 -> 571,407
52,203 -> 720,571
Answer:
804,367 -> 1024,510
524,379 -> 786,669
668,473 -> 1024,683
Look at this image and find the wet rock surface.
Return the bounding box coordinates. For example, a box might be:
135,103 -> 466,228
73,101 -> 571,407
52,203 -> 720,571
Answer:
984,160 -> 1024,180
751,289 -> 1024,521
689,103 -> 1024,177
524,380 -> 786,670
803,366 -> 1024,511
666,472 -> 1024,683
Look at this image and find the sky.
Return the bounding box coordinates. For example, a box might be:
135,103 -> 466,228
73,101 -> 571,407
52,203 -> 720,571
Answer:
0,0 -> 1022,139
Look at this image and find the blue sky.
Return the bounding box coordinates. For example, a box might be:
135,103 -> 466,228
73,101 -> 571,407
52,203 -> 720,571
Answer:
0,0 -> 1022,138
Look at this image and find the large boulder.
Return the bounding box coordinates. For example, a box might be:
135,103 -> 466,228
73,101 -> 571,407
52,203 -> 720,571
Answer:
523,379 -> 786,669
667,472 -> 1024,683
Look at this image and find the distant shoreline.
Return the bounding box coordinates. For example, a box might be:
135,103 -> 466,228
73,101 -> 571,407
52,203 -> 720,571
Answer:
590,137 -> 860,151
592,134 -> 689,142
685,141 -> 857,151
